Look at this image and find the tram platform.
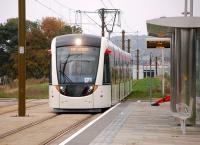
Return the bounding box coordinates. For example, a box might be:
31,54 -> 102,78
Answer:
60,101 -> 200,145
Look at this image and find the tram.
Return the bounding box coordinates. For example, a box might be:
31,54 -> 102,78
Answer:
49,34 -> 133,112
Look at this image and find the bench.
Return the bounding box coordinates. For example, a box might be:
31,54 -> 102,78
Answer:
172,103 -> 192,134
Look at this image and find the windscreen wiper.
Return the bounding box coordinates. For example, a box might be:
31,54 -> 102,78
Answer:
59,70 -> 73,83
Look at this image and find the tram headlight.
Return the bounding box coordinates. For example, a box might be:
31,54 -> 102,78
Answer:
82,85 -> 95,96
60,86 -> 64,90
59,85 -> 69,96
88,86 -> 93,92
75,38 -> 82,45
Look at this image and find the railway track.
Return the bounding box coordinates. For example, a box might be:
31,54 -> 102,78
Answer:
40,114 -> 96,145
0,114 -> 58,139
0,99 -> 48,115
0,99 -> 47,108
0,113 -> 98,145
0,98 -> 18,108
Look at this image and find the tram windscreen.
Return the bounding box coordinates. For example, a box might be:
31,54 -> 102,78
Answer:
56,46 -> 99,84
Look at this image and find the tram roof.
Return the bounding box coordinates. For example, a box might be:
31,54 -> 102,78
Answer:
56,34 -> 101,47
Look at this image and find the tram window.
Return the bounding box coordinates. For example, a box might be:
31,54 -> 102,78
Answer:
117,59 -> 120,83
103,54 -> 111,84
111,59 -> 115,84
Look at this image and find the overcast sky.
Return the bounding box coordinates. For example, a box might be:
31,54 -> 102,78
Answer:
1,0 -> 200,36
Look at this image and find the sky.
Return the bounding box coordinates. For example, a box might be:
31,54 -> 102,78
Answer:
1,0 -> 200,37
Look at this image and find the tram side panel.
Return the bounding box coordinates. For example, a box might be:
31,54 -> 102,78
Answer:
110,45 -> 119,105
111,84 -> 119,105
93,38 -> 111,108
93,85 -> 111,108
114,46 -> 121,103
124,58 -> 130,96
49,38 -> 60,108
125,81 -> 129,97
129,56 -> 133,94
49,85 -> 60,108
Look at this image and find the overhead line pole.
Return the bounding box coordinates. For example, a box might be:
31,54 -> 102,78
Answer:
155,56 -> 158,76
18,0 -> 26,116
122,30 -> 125,50
98,8 -> 120,37
136,49 -> 139,80
127,39 -> 130,53
100,8 -> 105,37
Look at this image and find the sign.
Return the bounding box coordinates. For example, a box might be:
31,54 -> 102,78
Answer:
19,46 -> 25,54
146,38 -> 171,49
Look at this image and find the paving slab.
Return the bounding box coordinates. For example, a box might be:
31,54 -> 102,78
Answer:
61,101 -> 200,145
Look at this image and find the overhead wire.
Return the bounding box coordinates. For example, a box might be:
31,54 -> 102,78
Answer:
121,15 -> 136,33
82,12 -> 102,29
108,0 -> 116,8
54,0 -> 76,23
107,0 -> 135,33
50,0 -> 101,32
34,0 -> 65,19
34,0 -> 136,36
100,0 -> 108,8
54,0 -> 76,12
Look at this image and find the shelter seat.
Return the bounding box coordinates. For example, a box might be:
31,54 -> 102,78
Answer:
172,103 -> 192,134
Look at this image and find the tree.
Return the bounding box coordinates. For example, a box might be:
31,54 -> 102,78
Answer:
26,28 -> 49,78
0,17 -> 82,79
0,18 -> 18,79
41,17 -> 82,41
0,18 -> 39,79
41,17 -> 65,40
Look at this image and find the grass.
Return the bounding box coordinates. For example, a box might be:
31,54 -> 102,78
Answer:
0,77 -> 168,100
0,79 -> 49,99
127,78 -> 163,101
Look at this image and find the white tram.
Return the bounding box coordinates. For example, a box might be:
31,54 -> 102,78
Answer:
49,34 -> 133,112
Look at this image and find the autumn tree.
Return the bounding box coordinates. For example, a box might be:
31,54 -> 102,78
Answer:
26,17 -> 82,79
41,17 -> 64,40
26,28 -> 49,78
0,17 -> 82,79
41,17 -> 82,41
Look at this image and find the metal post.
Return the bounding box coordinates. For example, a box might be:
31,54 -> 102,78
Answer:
136,30 -> 139,50
150,53 -> 152,78
136,49 -> 139,80
146,65 -> 147,78
184,0 -> 188,17
18,0 -> 26,116
128,39 -> 130,53
100,8 -> 105,37
122,30 -> 125,50
162,48 -> 165,97
149,53 -> 152,103
108,31 -> 111,40
155,56 -> 158,76
190,0 -> 193,16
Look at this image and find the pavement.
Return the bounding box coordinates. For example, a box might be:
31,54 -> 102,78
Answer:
1,99 -> 200,145
60,101 -> 200,145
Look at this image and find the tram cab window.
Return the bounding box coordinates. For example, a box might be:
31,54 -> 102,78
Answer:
103,54 -> 111,84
